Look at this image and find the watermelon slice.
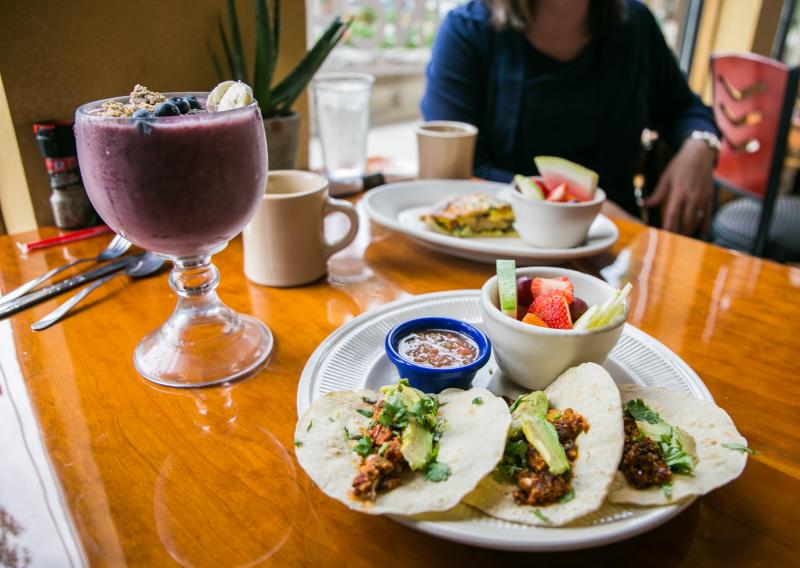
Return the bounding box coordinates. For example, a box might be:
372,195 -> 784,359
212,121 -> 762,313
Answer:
545,183 -> 567,202
534,157 -> 599,202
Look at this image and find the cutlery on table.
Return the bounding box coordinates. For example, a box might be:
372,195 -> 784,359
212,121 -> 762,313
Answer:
0,234 -> 131,305
0,253 -> 144,321
31,253 -> 164,331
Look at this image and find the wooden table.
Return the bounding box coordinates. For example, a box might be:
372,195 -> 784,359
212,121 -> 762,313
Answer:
1,201 -> 799,567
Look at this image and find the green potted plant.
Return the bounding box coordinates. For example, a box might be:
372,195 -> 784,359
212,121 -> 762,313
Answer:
210,0 -> 350,169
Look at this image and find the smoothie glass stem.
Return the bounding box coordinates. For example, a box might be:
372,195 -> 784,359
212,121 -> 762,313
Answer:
133,249 -> 273,388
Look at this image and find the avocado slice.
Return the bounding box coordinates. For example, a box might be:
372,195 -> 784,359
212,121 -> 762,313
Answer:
521,415 -> 570,475
380,380 -> 423,410
636,420 -> 671,442
401,420 -> 434,470
510,391 -> 549,434
674,427 -> 697,462
512,391 -> 549,418
637,420 -> 698,473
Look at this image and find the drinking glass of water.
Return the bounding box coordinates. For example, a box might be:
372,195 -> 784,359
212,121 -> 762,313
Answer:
313,72 -> 374,182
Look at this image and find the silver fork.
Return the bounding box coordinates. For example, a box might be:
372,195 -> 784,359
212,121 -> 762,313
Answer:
0,234 -> 131,305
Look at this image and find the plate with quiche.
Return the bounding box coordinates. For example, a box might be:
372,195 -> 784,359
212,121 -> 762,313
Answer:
363,180 -> 618,264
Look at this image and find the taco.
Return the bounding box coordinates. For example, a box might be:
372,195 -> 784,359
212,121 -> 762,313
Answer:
294,380 -> 511,515
464,363 -> 623,526
609,384 -> 749,505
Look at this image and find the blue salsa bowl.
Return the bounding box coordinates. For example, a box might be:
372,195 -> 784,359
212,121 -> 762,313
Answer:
385,317 -> 492,394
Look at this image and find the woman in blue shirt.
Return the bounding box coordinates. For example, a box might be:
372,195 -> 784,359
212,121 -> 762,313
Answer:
421,0 -> 719,235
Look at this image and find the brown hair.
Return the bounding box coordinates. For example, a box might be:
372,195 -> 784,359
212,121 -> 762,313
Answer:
484,0 -> 625,36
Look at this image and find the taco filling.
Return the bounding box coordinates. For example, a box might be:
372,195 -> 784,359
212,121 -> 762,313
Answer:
350,380 -> 448,501
619,399 -> 698,494
494,392 -> 589,506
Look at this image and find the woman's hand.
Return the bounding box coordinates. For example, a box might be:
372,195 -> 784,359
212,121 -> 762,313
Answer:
644,138 -> 716,234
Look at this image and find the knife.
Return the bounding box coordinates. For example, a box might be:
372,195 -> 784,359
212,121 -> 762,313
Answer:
0,253 -> 144,321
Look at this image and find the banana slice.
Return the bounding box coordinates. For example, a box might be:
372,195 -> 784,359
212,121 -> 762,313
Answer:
210,81 -> 254,111
207,81 -> 235,111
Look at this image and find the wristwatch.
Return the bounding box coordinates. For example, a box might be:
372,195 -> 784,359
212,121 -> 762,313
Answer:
689,130 -> 722,163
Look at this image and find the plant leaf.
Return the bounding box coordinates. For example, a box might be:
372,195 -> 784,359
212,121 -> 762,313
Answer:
227,0 -> 248,81
253,0 -> 273,112
270,17 -> 350,114
217,13 -> 236,78
272,0 -> 281,70
208,40 -> 225,82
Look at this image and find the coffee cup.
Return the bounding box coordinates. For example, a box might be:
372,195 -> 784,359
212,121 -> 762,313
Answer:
416,121 -> 478,179
243,170 -> 359,287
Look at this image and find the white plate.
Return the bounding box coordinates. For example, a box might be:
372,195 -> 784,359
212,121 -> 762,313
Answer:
297,291 -> 713,552
363,180 -> 619,264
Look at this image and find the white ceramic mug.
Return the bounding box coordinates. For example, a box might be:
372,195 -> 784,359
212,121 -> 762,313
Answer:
416,120 -> 478,179
243,170 -> 359,287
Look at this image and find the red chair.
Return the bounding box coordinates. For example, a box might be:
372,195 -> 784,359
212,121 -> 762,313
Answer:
710,52 -> 800,260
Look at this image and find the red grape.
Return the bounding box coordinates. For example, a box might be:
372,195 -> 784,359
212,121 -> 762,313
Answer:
516,276 -> 533,306
516,304 -> 528,321
569,297 -> 589,322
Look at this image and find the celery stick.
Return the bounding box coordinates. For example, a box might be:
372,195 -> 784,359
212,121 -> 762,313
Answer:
573,305 -> 599,330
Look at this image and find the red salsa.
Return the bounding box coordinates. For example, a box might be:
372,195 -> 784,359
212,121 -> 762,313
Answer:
398,329 -> 478,368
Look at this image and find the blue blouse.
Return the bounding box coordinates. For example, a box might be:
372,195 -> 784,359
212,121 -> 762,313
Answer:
421,0 -> 719,213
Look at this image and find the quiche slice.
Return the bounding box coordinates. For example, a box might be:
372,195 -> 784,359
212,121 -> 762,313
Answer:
421,193 -> 516,237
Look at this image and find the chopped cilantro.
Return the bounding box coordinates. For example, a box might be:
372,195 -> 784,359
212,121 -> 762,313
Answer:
306,421 -> 313,432
472,397 -> 484,405
344,426 -> 354,440
424,461 -> 451,482
378,393 -> 409,429
353,436 -> 373,458
532,509 -> 550,523
362,396 -> 377,405
409,396 -> 440,429
494,437 -> 529,482
488,367 -> 494,375
558,489 -> 575,504
661,434 -> 695,474
625,399 -> 661,424
377,442 -> 389,455
356,408 -> 373,418
661,482 -> 673,500
328,417 -> 335,422
293,439 -> 302,447
722,443 -> 757,455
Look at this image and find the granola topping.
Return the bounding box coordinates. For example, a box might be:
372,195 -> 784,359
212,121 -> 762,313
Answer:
93,84 -> 166,117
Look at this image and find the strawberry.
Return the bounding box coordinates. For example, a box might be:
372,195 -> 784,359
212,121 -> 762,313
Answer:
531,293 -> 573,329
522,312 -> 548,327
530,276 -> 574,304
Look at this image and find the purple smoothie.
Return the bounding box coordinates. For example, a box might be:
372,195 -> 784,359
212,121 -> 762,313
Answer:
76,95 -> 268,257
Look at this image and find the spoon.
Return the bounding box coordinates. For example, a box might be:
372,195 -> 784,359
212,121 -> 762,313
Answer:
31,252 -> 165,331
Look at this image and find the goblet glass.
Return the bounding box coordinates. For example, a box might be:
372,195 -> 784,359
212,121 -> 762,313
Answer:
75,93 -> 272,387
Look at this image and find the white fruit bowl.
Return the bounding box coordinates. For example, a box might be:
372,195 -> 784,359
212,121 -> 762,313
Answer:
480,266 -> 627,390
510,183 -> 605,248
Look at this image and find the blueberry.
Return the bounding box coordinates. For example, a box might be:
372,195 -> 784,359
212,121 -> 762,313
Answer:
132,108 -> 155,119
154,102 -> 180,117
183,96 -> 201,110
132,108 -> 156,134
167,97 -> 190,114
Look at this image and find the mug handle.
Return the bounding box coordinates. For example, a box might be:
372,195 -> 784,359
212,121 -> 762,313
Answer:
323,197 -> 360,259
